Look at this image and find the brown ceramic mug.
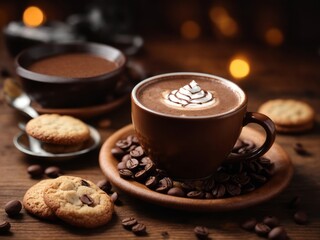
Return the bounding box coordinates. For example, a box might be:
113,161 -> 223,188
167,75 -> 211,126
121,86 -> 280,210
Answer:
131,72 -> 276,180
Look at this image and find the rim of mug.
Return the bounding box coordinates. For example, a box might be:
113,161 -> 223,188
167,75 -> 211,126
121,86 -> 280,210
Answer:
131,72 -> 248,119
15,42 -> 127,83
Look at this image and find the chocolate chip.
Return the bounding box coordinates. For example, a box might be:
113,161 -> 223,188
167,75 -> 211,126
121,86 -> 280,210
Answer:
263,216 -> 280,228
44,166 -> 61,178
132,223 -> 147,235
122,217 -> 138,230
111,147 -> 125,160
5,200 -> 22,217
126,158 -> 139,171
294,210 -> 308,225
167,187 -> 185,197
130,146 -> 145,159
96,179 -> 112,193
194,226 -> 209,239
241,217 -> 257,231
145,176 -> 158,189
255,223 -> 271,236
294,143 -> 311,156
119,169 -> 133,179
27,164 -> 43,178
0,221 -> 11,233
81,179 -> 90,187
80,194 -> 94,206
268,227 -> 287,240
187,190 -> 204,199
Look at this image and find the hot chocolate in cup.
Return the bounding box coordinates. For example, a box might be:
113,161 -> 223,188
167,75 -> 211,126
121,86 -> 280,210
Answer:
131,72 -> 276,180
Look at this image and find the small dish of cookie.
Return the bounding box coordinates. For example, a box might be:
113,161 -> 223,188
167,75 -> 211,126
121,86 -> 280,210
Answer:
258,99 -> 315,133
13,114 -> 101,160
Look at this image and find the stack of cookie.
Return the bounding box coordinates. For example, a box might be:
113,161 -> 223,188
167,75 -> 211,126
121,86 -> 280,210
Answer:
23,176 -> 114,228
258,99 -> 315,133
26,114 -> 90,153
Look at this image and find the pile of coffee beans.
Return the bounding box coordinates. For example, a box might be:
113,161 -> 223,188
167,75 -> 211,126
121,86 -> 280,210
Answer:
112,135 -> 274,199
27,164 -> 62,179
121,217 -> 147,235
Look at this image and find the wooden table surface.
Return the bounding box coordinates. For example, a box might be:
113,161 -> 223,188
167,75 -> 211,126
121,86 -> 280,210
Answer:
0,37 -> 319,239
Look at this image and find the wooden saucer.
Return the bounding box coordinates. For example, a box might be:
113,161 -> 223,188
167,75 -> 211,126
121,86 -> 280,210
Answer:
99,124 -> 293,212
32,94 -> 129,119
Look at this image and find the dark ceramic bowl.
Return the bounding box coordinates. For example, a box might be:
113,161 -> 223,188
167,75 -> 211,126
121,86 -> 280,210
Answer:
15,42 -> 127,108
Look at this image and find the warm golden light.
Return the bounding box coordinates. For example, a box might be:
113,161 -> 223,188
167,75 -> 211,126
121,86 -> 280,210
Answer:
265,28 -> 284,46
209,6 -> 238,37
23,6 -> 45,27
180,20 -> 201,40
229,59 -> 250,79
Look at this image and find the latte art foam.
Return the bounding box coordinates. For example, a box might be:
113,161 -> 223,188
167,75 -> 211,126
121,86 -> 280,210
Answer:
165,80 -> 215,108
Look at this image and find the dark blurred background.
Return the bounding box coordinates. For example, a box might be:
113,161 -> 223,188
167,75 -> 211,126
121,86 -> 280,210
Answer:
0,0 -> 319,49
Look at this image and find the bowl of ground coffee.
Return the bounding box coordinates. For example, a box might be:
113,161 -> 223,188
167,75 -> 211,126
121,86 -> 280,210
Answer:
15,42 -> 127,108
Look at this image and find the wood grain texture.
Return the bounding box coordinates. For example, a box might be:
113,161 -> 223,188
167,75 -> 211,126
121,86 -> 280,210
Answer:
1,37 -> 320,239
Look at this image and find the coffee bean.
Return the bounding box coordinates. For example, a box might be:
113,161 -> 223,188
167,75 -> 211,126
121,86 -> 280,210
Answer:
214,172 -> 230,183
5,200 -> 22,217
117,161 -> 127,170
140,157 -> 152,167
116,139 -> 132,150
232,174 -> 250,186
134,169 -> 148,181
132,223 -> 147,235
126,158 -> 139,171
44,166 -> 61,178
226,183 -> 241,196
161,231 -> 170,238
127,135 -> 139,145
96,179 -> 112,193
242,183 -> 256,193
194,226 -> 209,239
205,192 -> 214,199
204,178 -> 215,192
97,118 -> 111,129
0,221 -> 11,233
294,210 -> 308,225
27,164 -> 43,178
250,173 -> 267,184
259,157 -> 272,167
144,162 -> 156,174
119,169 -> 133,179
81,179 -> 90,187
130,146 -> 144,159
294,143 -> 311,156
268,226 -> 287,240
145,176 -> 158,189
241,217 -> 257,231
122,217 -> 138,230
288,196 -> 301,209
181,182 -> 194,191
110,192 -> 119,203
121,154 -> 131,163
212,184 -> 226,198
111,147 -> 125,160
80,194 -> 94,206
187,191 -> 204,199
255,223 -> 271,236
263,216 -> 280,228
128,144 -> 138,152
167,187 -> 185,197
156,177 -> 173,193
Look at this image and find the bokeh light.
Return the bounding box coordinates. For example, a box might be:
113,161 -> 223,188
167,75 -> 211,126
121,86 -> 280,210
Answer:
180,20 -> 201,40
209,6 -> 238,37
23,6 -> 45,27
265,28 -> 284,46
229,58 -> 250,79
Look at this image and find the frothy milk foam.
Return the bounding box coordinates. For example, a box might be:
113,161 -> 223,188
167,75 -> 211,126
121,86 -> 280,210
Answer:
137,75 -> 243,117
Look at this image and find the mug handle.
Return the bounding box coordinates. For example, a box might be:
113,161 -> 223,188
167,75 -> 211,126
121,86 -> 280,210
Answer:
227,112 -> 276,162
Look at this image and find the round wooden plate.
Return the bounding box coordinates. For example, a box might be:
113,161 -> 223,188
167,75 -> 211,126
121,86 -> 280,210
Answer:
32,94 -> 129,119
99,124 -> 294,212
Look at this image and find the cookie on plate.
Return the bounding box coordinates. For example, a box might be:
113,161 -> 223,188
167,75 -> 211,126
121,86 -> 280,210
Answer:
258,99 -> 315,133
26,114 -> 90,153
43,176 -> 114,228
23,179 -> 56,220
